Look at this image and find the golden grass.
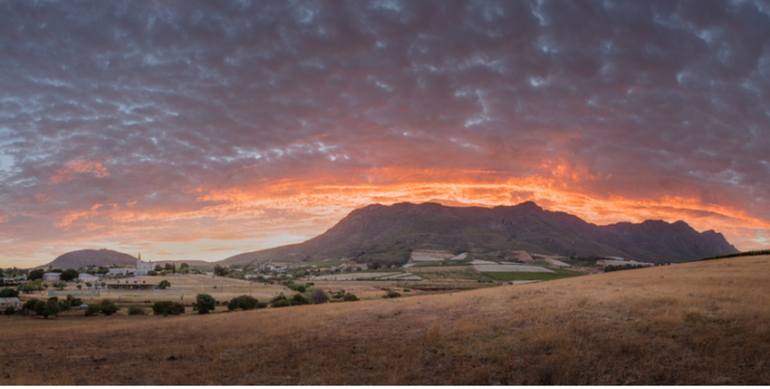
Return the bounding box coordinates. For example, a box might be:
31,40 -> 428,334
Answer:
2,256 -> 769,384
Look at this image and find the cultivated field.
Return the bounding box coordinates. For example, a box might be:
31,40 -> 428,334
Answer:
2,255 -> 769,384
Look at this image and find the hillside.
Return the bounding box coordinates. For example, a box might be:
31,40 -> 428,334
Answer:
222,202 -> 737,266
2,255 -> 768,384
45,249 -> 138,269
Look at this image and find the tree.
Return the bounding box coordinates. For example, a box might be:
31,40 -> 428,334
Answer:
100,300 -> 119,315
227,295 -> 259,311
152,301 -> 185,316
290,293 -> 309,305
194,294 -> 216,314
270,294 -> 292,308
157,280 -> 171,289
0,288 -> 19,298
34,299 -> 61,318
164,263 -> 176,273
28,269 -> 44,280
60,269 -> 79,282
310,289 -> 329,304
179,263 -> 190,274
214,265 -> 229,277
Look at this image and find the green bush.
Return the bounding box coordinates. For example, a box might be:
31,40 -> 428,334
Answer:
34,299 -> 60,318
22,298 -> 40,313
60,269 -> 79,281
0,288 -> 19,297
100,300 -> 119,315
152,301 -> 185,316
157,280 -> 171,289
290,293 -> 309,305
85,304 -> 101,316
383,290 -> 401,299
18,280 -> 44,293
128,306 -> 146,315
227,295 -> 259,311
342,292 -> 359,301
270,294 -> 292,308
194,294 -> 216,314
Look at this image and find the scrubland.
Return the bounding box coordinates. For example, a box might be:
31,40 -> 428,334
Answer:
1,255 -> 769,384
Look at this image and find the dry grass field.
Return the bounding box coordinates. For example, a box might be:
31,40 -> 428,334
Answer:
2,255 -> 769,384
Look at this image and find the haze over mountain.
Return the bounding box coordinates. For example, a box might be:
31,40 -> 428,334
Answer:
223,202 -> 738,266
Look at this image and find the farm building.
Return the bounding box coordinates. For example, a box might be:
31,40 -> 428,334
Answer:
78,273 -> 100,282
107,267 -> 135,276
43,272 -> 61,282
0,297 -> 21,310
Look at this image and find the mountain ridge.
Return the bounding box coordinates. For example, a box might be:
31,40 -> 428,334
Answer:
221,201 -> 738,266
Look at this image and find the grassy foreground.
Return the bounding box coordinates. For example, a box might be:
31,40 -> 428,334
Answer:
1,255 -> 769,384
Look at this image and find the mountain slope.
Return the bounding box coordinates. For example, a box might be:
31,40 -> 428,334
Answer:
46,249 -> 138,269
222,202 -> 738,266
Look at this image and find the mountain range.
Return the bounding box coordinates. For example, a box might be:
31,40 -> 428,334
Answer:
221,201 -> 738,266
42,202 -> 738,268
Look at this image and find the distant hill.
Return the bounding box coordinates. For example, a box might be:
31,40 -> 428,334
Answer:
222,201 -> 738,266
46,249 -> 138,269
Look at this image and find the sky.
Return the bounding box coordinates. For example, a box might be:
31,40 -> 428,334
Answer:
1,0 -> 770,267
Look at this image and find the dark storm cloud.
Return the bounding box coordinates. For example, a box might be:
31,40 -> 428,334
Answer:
1,0 -> 770,263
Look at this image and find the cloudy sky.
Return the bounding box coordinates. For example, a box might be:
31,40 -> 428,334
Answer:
1,0 -> 769,267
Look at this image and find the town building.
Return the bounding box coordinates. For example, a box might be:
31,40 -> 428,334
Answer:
0,297 -> 21,310
78,273 -> 100,282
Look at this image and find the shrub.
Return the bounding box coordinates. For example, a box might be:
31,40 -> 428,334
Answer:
100,300 -> 119,316
34,299 -> 60,318
4,307 -> 15,315
60,269 -> 79,282
194,294 -> 216,314
27,269 -> 44,280
310,289 -> 329,304
286,282 -> 307,293
157,280 -> 171,289
270,294 -> 292,308
290,293 -> 309,305
53,281 -> 67,290
152,301 -> 185,316
18,280 -> 43,293
85,304 -> 101,316
383,290 -> 401,299
342,292 -> 359,301
0,288 -> 19,297
22,298 -> 40,313
227,295 -> 259,311
128,306 -> 146,316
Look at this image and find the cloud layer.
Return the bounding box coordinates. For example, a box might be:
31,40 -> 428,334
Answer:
1,0 -> 770,266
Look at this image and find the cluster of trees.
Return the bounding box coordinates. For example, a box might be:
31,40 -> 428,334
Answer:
152,301 -> 185,316
17,295 -> 84,318
226,295 -> 267,311
85,300 -> 119,316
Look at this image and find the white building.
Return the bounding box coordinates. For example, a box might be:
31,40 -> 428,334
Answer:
134,252 -> 154,276
0,297 -> 21,310
78,273 -> 100,282
42,272 -> 61,282
107,268 -> 135,276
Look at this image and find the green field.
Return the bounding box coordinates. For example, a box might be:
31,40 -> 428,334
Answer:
482,268 -> 584,281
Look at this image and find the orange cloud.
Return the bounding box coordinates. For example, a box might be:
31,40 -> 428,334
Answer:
50,159 -> 109,184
